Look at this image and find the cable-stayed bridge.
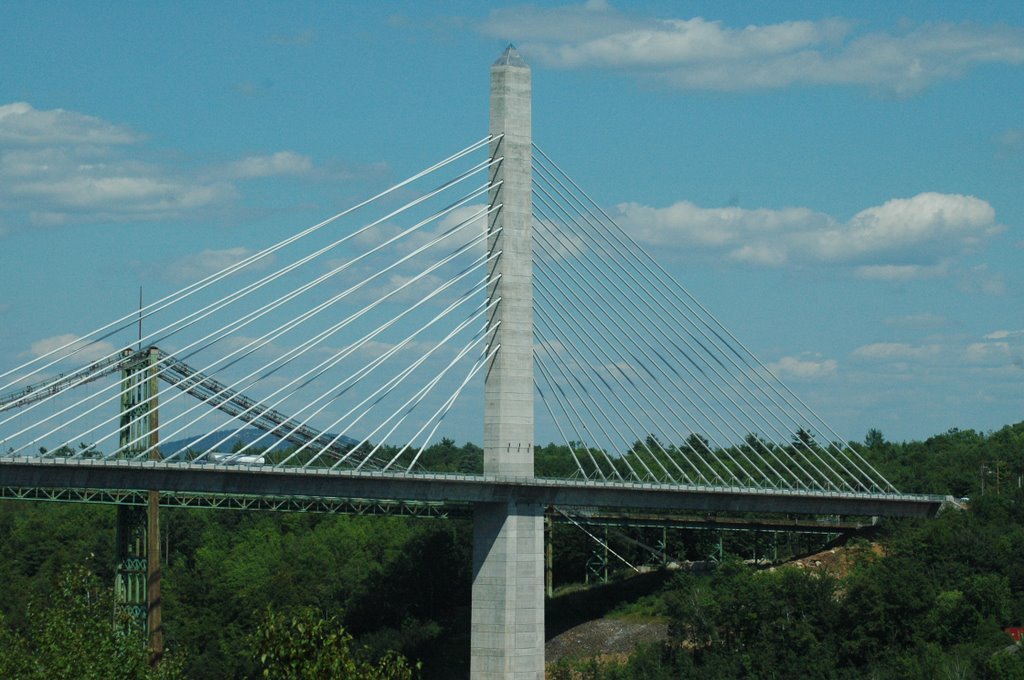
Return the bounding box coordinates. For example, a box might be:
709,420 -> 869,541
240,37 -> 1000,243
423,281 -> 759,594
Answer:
0,47 -> 942,678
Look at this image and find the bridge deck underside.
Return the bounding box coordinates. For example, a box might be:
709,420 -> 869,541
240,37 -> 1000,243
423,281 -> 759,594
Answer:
0,459 -> 943,518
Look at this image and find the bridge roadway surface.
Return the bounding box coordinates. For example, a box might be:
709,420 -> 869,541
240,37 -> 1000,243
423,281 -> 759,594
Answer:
0,458 -> 944,518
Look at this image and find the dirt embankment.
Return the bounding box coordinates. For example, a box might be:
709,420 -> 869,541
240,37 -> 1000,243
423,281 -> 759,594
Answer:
545,617 -> 668,667
544,542 -> 883,673
781,542 -> 884,579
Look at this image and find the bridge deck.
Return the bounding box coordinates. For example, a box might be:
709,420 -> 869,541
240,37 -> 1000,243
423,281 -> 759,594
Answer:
0,458 -> 944,518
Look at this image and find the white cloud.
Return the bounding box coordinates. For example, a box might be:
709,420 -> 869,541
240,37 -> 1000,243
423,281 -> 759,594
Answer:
985,329 -> 1024,340
618,201 -> 828,251
233,80 -> 273,97
535,339 -> 567,359
855,262 -> 950,282
166,247 -> 274,283
483,3 -> 641,44
29,334 -> 117,363
968,330 -> 1024,369
958,264 -> 1005,296
0,102 -> 385,233
481,6 -> 1024,94
998,128 -> 1024,152
0,105 -> 235,227
535,218 -> 586,260
884,313 -> 946,328
0,102 -> 140,145
269,29 -> 316,46
216,335 -> 284,357
768,355 -> 837,380
600,361 -> 641,381
819,193 -> 998,259
222,151 -> 314,179
359,272 -> 450,305
965,341 -> 1010,363
851,342 -> 941,361
13,172 -> 230,214
213,151 -> 384,184
344,338 -> 433,361
437,204 -> 490,245
616,192 -> 1000,271
352,204 -> 490,258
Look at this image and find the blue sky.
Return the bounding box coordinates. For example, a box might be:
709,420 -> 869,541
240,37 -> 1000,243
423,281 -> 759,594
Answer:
1,1 -> 1022,446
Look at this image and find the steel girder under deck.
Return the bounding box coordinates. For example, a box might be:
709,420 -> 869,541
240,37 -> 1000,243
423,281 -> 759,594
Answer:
0,485 -> 464,518
0,458 -> 944,518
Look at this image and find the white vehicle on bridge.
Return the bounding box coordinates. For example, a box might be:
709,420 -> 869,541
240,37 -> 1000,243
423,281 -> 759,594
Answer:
205,451 -> 266,466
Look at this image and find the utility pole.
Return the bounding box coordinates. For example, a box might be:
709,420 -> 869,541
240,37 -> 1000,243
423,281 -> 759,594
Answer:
145,347 -> 163,665
545,513 -> 554,599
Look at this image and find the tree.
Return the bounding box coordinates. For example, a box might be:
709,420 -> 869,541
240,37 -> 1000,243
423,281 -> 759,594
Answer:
252,606 -> 418,679
864,428 -> 886,449
0,567 -> 184,680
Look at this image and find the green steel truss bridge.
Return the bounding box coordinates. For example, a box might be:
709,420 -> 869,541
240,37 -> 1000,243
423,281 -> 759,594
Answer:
0,47 -> 942,679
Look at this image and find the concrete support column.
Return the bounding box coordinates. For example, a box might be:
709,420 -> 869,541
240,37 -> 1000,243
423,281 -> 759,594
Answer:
483,46 -> 533,476
472,503 -> 544,678
472,45 -> 543,679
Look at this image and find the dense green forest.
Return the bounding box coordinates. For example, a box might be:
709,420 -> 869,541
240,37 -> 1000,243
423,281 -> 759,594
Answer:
0,422 -> 1022,678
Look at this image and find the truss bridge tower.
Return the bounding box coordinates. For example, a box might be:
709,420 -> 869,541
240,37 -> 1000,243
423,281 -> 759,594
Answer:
114,347 -> 163,663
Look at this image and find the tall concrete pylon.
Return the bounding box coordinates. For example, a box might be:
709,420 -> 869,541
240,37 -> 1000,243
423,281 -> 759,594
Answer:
471,45 -> 544,678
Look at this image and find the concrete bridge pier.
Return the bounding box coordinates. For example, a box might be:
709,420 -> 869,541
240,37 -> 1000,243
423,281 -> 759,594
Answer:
472,502 -> 544,677
471,46 -> 544,678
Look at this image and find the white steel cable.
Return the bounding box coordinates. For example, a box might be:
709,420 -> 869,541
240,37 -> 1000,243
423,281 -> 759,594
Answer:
532,171 -> 826,485
141,205 -> 497,459
554,507 -> 639,573
533,143 -> 892,492
11,218 -> 476,458
331,320 -> 495,471
113,223 -> 495,461
533,378 -> 589,479
0,166 -> 500,442
216,259 -> 499,464
360,327 -> 499,471
538,174 -> 868,493
0,135 -> 497,391
533,299 -> 679,484
224,276 -> 497,464
531,275 -> 691,483
533,356 -> 615,480
532,155 -> 868,493
531,218 -> 741,476
532,271 -> 712,486
8,206 -> 489,458
535,320 -> 647,481
532,213 -> 774,487
287,295 -> 502,469
533,323 -> 640,481
11,196 -> 497,458
401,341 -> 500,473
2,156 -> 499,435
534,201 -> 842,492
535,287 -> 724,486
533,228 -> 801,490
